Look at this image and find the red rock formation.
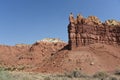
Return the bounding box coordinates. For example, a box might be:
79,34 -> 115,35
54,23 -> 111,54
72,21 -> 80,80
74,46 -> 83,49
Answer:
68,13 -> 120,50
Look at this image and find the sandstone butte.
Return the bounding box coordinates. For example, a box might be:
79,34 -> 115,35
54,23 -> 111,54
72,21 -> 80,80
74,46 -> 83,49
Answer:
68,13 -> 120,50
0,14 -> 120,74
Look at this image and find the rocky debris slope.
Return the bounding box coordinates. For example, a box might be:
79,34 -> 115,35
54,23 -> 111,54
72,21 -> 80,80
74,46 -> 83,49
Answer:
0,38 -> 67,67
35,43 -> 120,74
26,38 -> 67,65
0,44 -> 31,66
68,13 -> 120,50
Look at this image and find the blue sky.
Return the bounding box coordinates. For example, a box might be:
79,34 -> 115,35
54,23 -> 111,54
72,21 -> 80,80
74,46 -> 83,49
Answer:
0,0 -> 120,45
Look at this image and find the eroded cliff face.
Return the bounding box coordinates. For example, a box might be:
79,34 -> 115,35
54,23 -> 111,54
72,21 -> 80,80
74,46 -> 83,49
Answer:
68,13 -> 120,50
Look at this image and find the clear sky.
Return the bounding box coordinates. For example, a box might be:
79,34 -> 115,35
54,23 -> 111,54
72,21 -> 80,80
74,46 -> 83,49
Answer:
0,0 -> 120,45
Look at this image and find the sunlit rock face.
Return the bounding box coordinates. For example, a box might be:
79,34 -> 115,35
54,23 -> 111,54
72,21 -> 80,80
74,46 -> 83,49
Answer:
68,13 -> 120,50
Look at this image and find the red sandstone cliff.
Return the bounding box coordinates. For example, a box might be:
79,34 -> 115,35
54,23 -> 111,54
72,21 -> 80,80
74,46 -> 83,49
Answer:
68,13 -> 120,50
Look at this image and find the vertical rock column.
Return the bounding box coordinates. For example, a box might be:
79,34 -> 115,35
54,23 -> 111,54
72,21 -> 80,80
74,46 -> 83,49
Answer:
76,14 -> 83,47
68,13 -> 77,50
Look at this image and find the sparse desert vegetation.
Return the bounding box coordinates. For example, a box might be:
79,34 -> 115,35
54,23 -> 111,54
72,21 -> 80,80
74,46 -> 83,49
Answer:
0,69 -> 120,80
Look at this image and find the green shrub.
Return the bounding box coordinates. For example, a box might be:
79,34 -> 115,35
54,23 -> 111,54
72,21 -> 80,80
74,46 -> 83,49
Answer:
4,67 -> 13,71
93,71 -> 109,79
0,71 -> 14,80
44,76 -> 51,80
65,70 -> 88,78
109,77 -> 118,80
17,65 -> 25,71
0,66 -> 17,71
0,66 -> 5,71
114,69 -> 120,75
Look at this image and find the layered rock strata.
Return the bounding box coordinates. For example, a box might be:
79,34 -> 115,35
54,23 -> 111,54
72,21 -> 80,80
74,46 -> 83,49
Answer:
68,13 -> 120,50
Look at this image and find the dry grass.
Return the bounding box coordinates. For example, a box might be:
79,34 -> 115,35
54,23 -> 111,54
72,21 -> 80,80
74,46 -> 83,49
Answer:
0,69 -> 120,80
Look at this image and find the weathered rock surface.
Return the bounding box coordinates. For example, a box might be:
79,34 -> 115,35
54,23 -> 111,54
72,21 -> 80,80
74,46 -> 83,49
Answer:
68,13 -> 120,50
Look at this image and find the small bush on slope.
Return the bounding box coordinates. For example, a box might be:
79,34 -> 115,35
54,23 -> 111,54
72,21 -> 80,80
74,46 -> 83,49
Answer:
93,71 -> 109,79
64,70 -> 89,78
0,71 -> 14,80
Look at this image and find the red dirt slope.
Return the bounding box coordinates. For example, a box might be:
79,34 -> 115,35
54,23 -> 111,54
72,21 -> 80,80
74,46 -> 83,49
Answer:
33,43 -> 120,74
0,41 -> 120,74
